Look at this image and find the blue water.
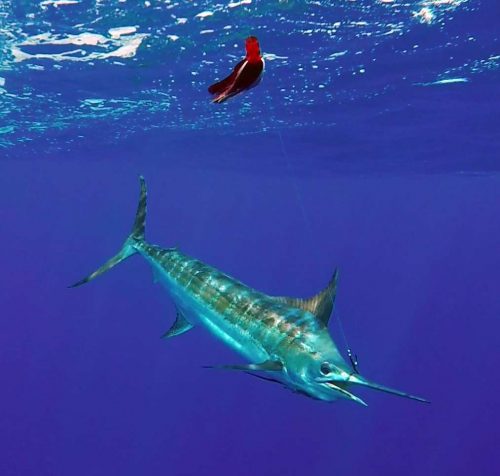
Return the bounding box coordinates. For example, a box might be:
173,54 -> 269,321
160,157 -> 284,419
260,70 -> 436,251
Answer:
1,1 -> 499,475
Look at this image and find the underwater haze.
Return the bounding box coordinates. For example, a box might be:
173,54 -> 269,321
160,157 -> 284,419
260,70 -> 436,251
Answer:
1,1 -> 499,475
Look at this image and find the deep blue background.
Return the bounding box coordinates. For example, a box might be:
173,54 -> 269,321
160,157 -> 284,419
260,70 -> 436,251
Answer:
1,1 -> 499,475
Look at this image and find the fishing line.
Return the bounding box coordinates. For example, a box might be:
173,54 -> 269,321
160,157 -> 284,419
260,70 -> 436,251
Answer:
277,130 -> 359,373
277,130 -> 311,233
335,308 -> 359,374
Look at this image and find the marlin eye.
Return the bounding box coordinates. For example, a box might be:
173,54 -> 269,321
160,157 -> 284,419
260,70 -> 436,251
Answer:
320,362 -> 331,375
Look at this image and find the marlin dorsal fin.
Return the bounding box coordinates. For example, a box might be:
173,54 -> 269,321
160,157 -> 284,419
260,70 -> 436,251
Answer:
274,269 -> 338,326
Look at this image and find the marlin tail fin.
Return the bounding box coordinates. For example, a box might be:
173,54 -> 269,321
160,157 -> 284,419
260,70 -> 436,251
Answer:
69,176 -> 147,288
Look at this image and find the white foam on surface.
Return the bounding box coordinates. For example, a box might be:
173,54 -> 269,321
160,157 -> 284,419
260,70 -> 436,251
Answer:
326,50 -> 348,60
423,0 -> 465,5
20,32 -> 108,47
40,0 -> 80,7
413,7 -> 435,23
417,77 -> 469,86
228,0 -> 252,8
195,11 -> 214,19
12,31 -> 148,63
429,77 -> 469,85
108,26 -> 137,39
263,53 -> 289,61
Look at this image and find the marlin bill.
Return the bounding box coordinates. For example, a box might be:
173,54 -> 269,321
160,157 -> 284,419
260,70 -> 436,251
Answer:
71,177 -> 428,406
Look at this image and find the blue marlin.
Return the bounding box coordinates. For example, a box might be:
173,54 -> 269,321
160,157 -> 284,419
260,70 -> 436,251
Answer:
71,177 -> 428,406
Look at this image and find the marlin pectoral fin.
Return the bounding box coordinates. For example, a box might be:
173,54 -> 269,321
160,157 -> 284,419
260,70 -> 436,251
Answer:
161,310 -> 194,339
203,360 -> 283,372
244,372 -> 284,386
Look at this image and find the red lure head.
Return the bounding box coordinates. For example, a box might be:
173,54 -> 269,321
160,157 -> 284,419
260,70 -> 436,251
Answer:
245,36 -> 261,62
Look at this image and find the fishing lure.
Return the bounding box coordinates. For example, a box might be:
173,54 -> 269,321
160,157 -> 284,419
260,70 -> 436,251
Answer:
208,36 -> 264,104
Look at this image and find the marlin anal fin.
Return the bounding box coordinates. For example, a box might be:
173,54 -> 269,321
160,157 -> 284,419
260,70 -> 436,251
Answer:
162,310 -> 194,339
204,360 -> 283,372
275,269 -> 338,325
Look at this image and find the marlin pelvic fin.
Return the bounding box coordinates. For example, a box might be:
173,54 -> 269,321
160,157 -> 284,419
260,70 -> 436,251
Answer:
161,310 -> 194,338
203,360 -> 283,372
274,268 -> 338,325
69,176 -> 148,288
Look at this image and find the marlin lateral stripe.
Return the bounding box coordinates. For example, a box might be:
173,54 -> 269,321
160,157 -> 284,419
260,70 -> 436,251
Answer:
71,177 -> 429,406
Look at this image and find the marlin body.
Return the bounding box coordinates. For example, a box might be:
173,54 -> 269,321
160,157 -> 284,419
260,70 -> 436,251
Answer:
71,177 -> 428,406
